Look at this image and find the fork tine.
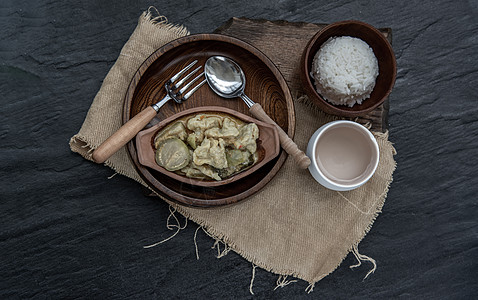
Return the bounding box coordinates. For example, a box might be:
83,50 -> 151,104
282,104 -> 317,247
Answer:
179,71 -> 205,95
173,65 -> 202,89
183,79 -> 206,100
170,60 -> 198,83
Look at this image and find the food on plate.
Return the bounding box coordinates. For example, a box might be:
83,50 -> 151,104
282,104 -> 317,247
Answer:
154,121 -> 187,149
155,138 -> 190,171
311,36 -> 379,107
153,113 -> 259,181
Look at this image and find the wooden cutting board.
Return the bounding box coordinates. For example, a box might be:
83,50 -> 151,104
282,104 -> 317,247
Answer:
214,17 -> 392,132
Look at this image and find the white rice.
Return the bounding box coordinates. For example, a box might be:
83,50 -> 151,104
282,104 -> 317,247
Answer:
311,36 -> 379,107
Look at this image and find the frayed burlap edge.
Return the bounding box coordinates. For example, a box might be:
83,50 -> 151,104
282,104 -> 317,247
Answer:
142,138 -> 395,293
170,96 -> 397,291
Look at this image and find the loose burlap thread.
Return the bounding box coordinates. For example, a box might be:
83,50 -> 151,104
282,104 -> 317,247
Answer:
70,9 -> 397,288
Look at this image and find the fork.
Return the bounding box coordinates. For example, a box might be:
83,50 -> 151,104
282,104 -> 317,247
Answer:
92,60 -> 206,164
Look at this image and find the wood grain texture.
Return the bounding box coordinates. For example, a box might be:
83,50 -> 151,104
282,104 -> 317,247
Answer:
123,34 -> 294,206
215,17 -> 392,132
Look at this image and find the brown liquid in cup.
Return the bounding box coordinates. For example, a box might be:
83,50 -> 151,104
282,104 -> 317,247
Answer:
315,124 -> 376,185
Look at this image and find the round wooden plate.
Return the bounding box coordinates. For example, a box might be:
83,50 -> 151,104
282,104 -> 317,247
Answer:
123,34 -> 294,207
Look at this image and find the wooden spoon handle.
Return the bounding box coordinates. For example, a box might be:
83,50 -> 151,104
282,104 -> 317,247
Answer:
249,103 -> 311,169
92,106 -> 157,164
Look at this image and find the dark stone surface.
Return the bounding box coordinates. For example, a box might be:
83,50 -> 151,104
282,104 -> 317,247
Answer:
1,0 -> 477,298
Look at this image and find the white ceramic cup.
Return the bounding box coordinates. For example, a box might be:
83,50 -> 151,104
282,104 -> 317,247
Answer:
306,120 -> 379,191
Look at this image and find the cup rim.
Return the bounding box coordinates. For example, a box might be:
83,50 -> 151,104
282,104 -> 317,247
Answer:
309,120 -> 380,189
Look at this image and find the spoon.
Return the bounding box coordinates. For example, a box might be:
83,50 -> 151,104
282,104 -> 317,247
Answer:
205,56 -> 311,169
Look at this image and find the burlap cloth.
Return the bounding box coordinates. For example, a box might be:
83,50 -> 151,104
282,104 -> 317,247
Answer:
70,9 -> 396,289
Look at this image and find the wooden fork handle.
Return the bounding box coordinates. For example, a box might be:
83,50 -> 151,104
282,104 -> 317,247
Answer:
250,103 -> 311,169
92,106 -> 157,164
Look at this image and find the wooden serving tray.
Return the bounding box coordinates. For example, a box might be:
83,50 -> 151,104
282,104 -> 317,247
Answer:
214,18 -> 392,132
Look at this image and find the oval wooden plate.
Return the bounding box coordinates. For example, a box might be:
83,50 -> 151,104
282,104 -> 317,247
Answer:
135,106 -> 280,187
123,34 -> 294,207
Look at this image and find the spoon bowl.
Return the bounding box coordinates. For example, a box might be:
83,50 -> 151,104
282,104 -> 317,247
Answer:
205,56 -> 255,107
205,56 -> 245,98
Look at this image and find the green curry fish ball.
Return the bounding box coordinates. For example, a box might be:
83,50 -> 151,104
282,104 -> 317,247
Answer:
154,121 -> 187,149
155,138 -> 191,171
226,149 -> 252,167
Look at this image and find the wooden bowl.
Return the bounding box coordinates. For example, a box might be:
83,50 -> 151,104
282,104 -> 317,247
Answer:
135,106 -> 280,187
123,34 -> 294,207
301,20 -> 396,117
